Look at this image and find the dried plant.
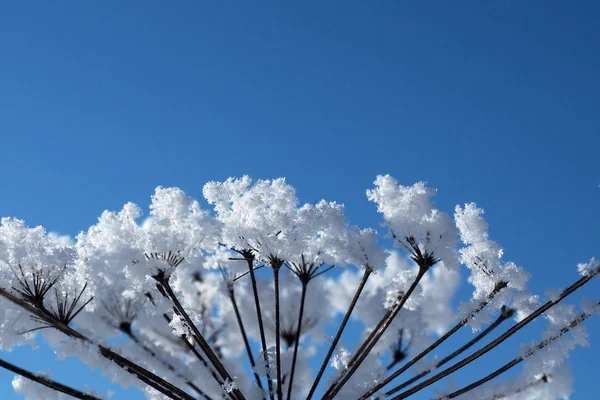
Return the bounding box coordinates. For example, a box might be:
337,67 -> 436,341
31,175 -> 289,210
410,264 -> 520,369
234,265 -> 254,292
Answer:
0,177 -> 596,400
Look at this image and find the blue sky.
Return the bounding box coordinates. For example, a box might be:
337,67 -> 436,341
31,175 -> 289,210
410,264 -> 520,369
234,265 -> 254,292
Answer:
0,1 -> 598,399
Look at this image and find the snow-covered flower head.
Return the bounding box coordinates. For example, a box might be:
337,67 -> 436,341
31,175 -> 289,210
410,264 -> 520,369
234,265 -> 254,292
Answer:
204,177 -> 353,268
289,200 -> 348,265
455,203 -> 503,293
75,187 -> 219,295
0,218 -> 74,288
367,175 -> 458,270
203,176 -> 297,259
142,186 -> 221,254
455,203 -> 530,304
345,226 -> 387,270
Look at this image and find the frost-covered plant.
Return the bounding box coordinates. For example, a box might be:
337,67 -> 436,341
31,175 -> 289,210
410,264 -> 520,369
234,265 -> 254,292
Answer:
0,176 -> 597,400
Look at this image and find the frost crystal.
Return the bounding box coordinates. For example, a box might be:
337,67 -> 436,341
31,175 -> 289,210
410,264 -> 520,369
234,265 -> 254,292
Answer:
168,314 -> 189,337
331,346 -> 351,370
577,257 -> 599,276
222,378 -> 238,393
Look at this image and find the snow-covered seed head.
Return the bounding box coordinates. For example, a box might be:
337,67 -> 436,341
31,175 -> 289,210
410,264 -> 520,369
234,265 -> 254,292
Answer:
99,291 -> 143,335
402,234 -> 440,271
29,283 -> 93,332
286,254 -> 335,285
281,317 -> 318,348
267,254 -> 285,270
135,251 -> 185,284
145,251 -> 185,270
10,264 -> 66,309
388,329 -> 411,370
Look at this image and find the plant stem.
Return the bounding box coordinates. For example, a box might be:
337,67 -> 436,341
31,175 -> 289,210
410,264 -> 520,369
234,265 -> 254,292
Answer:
375,306 -> 512,397
228,285 -> 265,393
273,266 -> 283,400
359,281 -> 508,398
437,307 -> 512,368
388,268 -> 600,399
99,345 -> 197,400
126,330 -> 213,400
161,282 -> 246,400
321,305 -> 396,400
159,312 -> 228,397
479,375 -> 550,400
340,305 -> 395,372
442,308 -> 593,399
177,331 -> 232,399
245,256 -> 276,400
0,287 -> 194,400
0,357 -> 102,400
286,281 -> 308,400
323,267 -> 426,400
305,267 -> 372,400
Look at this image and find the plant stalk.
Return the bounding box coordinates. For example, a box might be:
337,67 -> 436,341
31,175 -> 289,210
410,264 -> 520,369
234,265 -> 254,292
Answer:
286,281 -> 308,400
442,308 -> 593,399
273,266 -> 283,400
305,267 -> 372,400
0,287 -> 194,400
387,267 -> 600,399
245,256 -> 276,400
126,330 -> 213,400
161,282 -> 246,400
227,285 -> 265,393
323,267 -> 426,400
374,306 -> 512,397
159,312 -> 228,396
0,357 -> 102,400
359,280 -> 508,398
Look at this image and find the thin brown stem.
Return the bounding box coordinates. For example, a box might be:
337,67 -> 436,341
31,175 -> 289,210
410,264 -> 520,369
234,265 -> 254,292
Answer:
0,287 -> 193,400
340,305 -> 395,374
305,267 -> 372,400
0,357 -> 102,400
126,330 -> 213,400
376,306 -> 513,397
324,267 -> 426,400
232,264 -> 267,281
388,267 -> 600,399
179,333 -> 230,397
160,281 -> 246,400
227,285 -> 265,393
442,308 -> 594,399
478,375 -> 551,400
286,282 -> 307,400
160,313 -> 227,395
273,266 -> 283,400
243,255 -> 275,400
99,346 -> 197,400
360,281 -> 508,398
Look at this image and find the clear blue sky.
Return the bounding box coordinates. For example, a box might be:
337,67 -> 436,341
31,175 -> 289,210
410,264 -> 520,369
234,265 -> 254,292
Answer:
0,1 -> 598,399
